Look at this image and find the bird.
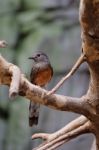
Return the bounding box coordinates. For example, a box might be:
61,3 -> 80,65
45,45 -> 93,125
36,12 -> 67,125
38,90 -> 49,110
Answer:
28,51 -> 53,126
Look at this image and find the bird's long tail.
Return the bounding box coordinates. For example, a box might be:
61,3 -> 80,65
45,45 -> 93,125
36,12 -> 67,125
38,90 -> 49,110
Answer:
29,101 -> 40,126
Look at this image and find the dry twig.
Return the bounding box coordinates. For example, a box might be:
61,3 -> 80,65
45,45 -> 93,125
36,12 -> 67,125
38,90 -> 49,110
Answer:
47,53 -> 86,95
0,40 -> 8,48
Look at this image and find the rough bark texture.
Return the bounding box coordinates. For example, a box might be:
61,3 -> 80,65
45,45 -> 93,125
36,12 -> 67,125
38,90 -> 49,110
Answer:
79,0 -> 99,149
0,0 -> 99,150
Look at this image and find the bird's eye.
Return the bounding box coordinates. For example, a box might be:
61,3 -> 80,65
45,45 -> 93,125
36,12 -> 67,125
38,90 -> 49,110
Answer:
37,54 -> 40,57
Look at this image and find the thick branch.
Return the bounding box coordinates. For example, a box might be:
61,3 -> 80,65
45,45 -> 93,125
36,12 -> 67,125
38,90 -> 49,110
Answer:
22,77 -> 89,116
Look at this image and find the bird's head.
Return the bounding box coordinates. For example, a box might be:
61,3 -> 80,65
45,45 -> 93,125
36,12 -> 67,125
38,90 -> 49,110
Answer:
28,51 -> 49,63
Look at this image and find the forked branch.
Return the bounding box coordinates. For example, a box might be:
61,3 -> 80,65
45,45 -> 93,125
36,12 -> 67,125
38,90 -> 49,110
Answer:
32,115 -> 87,140
32,116 -> 92,150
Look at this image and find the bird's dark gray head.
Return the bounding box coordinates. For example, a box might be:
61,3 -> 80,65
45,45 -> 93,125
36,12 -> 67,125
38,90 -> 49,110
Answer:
28,51 -> 49,63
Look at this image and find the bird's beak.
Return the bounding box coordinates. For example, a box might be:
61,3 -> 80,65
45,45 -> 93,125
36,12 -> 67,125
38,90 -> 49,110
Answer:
28,57 -> 35,60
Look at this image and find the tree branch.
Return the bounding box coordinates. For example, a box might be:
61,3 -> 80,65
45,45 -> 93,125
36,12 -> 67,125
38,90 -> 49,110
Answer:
21,78 -> 88,116
0,54 -> 93,118
91,140 -> 96,150
0,40 -> 8,48
9,65 -> 21,98
47,53 -> 86,95
32,116 -> 88,140
32,118 -> 91,150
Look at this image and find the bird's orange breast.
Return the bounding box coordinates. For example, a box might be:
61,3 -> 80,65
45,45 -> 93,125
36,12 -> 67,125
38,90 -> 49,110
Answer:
34,66 -> 53,86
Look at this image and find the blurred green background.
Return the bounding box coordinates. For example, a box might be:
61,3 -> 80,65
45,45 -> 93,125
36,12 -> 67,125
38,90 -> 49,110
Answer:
0,0 -> 93,150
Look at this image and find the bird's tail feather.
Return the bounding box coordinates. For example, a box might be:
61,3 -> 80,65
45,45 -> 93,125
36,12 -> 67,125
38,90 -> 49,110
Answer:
29,101 -> 40,126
